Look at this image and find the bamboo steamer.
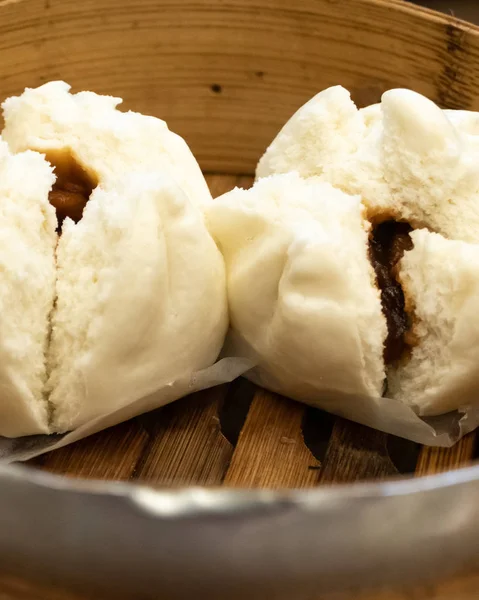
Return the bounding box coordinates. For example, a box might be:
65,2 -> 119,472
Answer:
0,1 -> 479,598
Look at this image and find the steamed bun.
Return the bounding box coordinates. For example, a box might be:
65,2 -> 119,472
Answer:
209,171 -> 479,418
247,87 -> 479,417
0,82 -> 227,436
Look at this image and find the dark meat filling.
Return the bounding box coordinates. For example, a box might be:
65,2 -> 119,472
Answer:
48,159 -> 94,231
369,221 -> 413,364
49,181 -> 90,229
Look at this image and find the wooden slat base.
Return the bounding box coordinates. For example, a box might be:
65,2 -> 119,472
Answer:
318,419 -> 399,484
223,389 -> 319,488
415,432 -> 477,477
29,420 -> 149,480
131,386 -> 232,486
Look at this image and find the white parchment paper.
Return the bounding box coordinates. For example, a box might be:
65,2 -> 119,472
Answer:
250,368 -> 479,447
0,355 -> 253,463
224,330 -> 479,448
1,326 -> 477,463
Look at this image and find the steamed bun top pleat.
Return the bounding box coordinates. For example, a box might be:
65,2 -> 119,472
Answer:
257,86 -> 479,243
2,81 -> 212,210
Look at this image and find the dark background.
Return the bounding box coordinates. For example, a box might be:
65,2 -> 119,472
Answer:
412,0 -> 479,23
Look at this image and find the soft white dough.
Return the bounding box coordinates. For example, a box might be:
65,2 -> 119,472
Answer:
49,174 -> 227,431
2,80 -> 212,209
0,141 -> 57,436
207,172 -> 386,401
389,229 -> 479,416
256,86 -> 390,218
256,86 -> 479,417
255,86 -> 367,181
0,82 -> 227,435
257,86 -> 479,240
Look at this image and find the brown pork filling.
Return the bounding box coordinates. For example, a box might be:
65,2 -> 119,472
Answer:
47,157 -> 94,231
369,221 -> 413,365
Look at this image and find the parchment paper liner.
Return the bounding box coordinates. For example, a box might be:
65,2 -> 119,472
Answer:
0,354 -> 252,463
226,330 -> 479,449
0,328 -> 477,463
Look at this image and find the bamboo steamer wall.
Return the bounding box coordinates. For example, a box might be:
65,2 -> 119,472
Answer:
1,0 -> 479,174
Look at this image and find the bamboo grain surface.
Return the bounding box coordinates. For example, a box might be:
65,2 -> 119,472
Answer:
1,0 -> 479,174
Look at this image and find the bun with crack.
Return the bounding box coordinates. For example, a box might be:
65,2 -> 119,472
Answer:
3,81 -> 211,211
0,82 -> 227,437
208,88 -> 479,417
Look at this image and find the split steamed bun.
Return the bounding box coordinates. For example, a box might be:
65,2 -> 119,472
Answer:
240,87 -> 479,417
0,82 -> 227,436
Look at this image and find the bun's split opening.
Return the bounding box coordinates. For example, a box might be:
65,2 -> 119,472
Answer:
369,221 -> 414,365
45,151 -> 97,230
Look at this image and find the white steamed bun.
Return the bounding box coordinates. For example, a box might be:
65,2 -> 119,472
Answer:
209,87 -> 479,417
0,82 -> 227,436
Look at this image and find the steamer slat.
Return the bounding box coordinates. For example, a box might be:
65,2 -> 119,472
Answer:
29,420 -> 149,481
415,431 -> 477,476
131,386 -> 232,486
223,388 -> 319,488
318,419 -> 399,484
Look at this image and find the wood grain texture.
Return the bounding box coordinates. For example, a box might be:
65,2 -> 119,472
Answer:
319,418 -> 399,484
223,389 -> 320,488
415,431 -> 477,476
0,0 -> 476,172
131,386 -> 232,486
29,419 -> 149,480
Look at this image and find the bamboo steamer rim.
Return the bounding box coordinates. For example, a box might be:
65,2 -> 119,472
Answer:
0,0 -> 478,174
